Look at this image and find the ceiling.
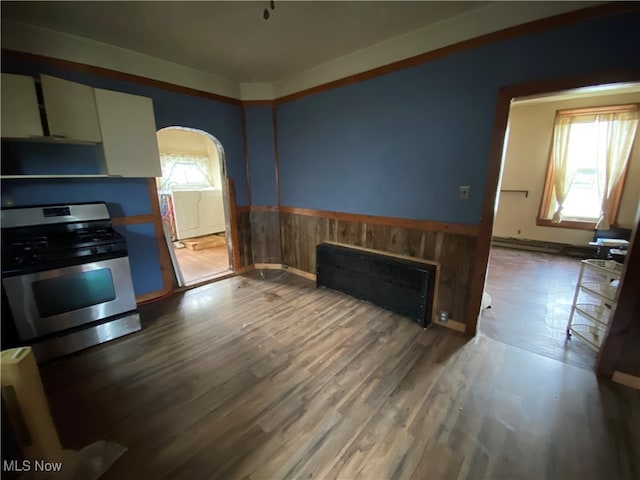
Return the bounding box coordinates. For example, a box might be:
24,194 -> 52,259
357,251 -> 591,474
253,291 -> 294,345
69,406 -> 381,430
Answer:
2,1 -> 495,83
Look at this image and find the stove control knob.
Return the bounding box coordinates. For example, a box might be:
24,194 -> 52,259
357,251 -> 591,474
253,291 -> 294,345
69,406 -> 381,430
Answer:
90,246 -> 98,254
13,256 -> 24,265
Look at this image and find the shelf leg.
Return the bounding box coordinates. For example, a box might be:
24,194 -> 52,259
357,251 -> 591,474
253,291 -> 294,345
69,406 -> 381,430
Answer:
566,263 -> 586,333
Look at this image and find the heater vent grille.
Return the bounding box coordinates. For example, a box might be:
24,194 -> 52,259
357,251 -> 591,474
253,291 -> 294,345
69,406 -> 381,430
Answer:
316,243 -> 435,327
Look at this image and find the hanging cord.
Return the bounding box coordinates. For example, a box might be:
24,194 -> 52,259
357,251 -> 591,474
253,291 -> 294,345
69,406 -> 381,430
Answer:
263,0 -> 275,19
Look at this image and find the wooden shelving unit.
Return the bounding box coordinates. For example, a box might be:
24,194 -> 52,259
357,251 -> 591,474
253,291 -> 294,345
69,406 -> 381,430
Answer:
566,259 -> 622,351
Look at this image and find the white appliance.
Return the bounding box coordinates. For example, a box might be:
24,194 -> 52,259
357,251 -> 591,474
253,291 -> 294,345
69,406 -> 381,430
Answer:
172,188 -> 225,240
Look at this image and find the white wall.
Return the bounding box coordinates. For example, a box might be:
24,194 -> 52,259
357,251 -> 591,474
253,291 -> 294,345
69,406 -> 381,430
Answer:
494,91 -> 640,245
157,128 -> 208,156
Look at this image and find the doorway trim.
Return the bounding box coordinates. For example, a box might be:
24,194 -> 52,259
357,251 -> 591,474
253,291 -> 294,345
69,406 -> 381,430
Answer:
155,126 -> 241,281
466,68 -> 640,374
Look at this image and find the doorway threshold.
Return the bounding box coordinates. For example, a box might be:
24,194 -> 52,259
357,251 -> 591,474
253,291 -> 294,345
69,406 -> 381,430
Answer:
180,269 -> 235,290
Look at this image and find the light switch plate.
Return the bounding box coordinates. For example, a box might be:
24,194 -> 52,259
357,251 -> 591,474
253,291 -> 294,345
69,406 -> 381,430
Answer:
459,185 -> 470,200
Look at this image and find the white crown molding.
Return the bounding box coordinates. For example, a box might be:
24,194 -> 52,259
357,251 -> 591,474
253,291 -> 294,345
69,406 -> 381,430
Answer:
239,82 -> 275,102
1,19 -> 240,99
1,2 -> 605,102
271,1 -> 602,98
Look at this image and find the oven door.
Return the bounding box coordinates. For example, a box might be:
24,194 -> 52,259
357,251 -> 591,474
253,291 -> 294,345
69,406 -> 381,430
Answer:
2,256 -> 137,341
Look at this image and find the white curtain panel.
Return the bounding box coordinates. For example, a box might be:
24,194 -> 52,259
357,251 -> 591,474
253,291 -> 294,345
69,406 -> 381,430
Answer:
594,110 -> 639,230
549,108 -> 638,225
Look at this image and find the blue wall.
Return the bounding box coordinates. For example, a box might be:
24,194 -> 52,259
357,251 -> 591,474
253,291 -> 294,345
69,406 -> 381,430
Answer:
0,178 -> 150,217
276,10 -> 640,225
114,223 -> 164,295
1,55 -> 246,296
1,142 -> 103,175
245,106 -> 277,206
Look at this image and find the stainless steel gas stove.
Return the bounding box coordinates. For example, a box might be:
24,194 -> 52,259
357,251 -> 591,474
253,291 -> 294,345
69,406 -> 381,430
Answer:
1,202 -> 141,362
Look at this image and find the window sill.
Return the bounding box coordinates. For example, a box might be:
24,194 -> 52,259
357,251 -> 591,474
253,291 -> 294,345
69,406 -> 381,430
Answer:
536,218 -> 597,231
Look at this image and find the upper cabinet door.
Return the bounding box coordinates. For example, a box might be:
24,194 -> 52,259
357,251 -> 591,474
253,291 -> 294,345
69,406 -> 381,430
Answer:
40,75 -> 102,143
94,88 -> 162,177
1,73 -> 44,138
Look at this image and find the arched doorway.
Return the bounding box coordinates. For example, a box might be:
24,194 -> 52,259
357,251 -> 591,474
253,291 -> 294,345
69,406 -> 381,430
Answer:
156,127 -> 232,286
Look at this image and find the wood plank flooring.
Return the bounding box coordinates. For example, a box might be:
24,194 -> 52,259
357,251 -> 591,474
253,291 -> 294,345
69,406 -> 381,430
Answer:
481,247 -> 597,370
38,271 -> 639,479
173,244 -> 231,285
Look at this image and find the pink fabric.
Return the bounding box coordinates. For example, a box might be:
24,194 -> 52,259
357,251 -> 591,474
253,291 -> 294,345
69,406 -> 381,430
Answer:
159,193 -> 176,240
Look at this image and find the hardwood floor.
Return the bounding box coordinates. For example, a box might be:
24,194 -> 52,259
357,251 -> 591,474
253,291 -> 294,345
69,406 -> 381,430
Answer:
173,244 -> 231,285
481,246 -> 597,370
37,271 -> 639,479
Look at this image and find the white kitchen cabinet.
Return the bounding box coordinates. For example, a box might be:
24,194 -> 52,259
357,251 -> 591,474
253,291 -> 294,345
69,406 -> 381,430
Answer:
566,259 -> 622,351
2,73 -> 162,178
40,74 -> 102,143
172,189 -> 225,240
94,88 -> 162,177
1,73 -> 44,138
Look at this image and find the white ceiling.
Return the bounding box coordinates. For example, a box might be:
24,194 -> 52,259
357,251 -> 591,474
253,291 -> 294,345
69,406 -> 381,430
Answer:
2,1 -> 490,83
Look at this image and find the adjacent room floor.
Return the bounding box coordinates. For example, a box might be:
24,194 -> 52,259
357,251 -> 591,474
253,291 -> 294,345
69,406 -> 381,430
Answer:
172,243 -> 231,285
480,246 -> 597,370
39,271 -> 639,479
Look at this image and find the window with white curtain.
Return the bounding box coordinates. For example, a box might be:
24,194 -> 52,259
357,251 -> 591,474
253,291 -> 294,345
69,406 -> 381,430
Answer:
538,104 -> 639,230
159,153 -> 213,190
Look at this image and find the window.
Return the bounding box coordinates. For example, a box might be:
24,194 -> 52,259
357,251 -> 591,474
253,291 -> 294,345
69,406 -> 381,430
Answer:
158,153 -> 213,191
537,104 -> 639,230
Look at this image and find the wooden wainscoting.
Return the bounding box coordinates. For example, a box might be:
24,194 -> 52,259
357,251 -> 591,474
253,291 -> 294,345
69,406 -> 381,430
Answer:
236,208 -> 254,269
250,209 -> 282,264
278,210 -> 477,326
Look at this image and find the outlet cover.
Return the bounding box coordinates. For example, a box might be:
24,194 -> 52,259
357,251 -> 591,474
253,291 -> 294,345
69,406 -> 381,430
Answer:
459,186 -> 470,200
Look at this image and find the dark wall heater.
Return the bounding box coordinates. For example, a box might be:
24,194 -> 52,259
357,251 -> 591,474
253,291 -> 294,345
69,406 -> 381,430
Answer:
316,243 -> 436,327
